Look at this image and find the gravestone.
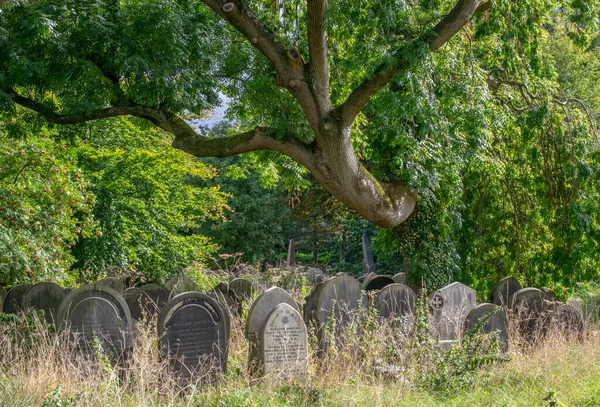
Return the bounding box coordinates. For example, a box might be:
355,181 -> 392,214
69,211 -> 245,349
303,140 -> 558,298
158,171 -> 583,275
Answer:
541,287 -> 558,302
210,282 -> 242,317
21,282 -> 66,323
57,285 -> 132,364
511,287 -> 549,342
229,278 -> 254,303
0,286 -> 5,313
361,233 -> 375,273
123,287 -> 140,304
306,267 -> 325,284
392,273 -> 407,285
554,303 -> 584,342
127,284 -> 170,321
363,275 -> 395,291
464,303 -> 509,353
158,292 -> 228,383
429,282 -> 476,346
96,277 -> 124,294
373,283 -> 416,320
2,283 -> 32,314
313,274 -> 364,356
287,239 -> 296,268
246,287 -> 299,376
165,273 -> 198,297
359,272 -> 376,284
492,276 -> 521,307
259,303 -> 308,381
567,297 -> 583,317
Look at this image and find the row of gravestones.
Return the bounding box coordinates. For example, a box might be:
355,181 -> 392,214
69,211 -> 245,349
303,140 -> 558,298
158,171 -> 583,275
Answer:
0,273 -> 586,384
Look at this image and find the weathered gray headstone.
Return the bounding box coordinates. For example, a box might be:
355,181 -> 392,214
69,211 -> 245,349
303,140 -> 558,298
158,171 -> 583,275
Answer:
229,278 -> 254,303
541,287 -> 558,302
259,303 -> 308,381
2,283 -> 32,314
21,282 -> 66,323
492,276 -> 521,307
127,284 -> 170,321
306,267 -> 325,284
158,292 -> 228,383
96,277 -> 124,294
57,285 -> 132,364
567,297 -> 583,317
246,287 -> 299,376
314,274 -> 364,356
392,273 -> 407,285
287,239 -> 296,268
165,273 -> 198,297
464,303 -> 509,353
429,282 -> 476,346
554,303 -> 584,342
363,275 -> 395,291
361,233 -> 375,273
511,287 -> 549,342
123,287 -> 140,304
373,284 -> 416,322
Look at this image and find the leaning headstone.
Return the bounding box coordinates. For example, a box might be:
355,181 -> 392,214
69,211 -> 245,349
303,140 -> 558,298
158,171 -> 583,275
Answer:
464,303 -> 509,353
373,284 -> 416,332
363,275 -> 395,291
21,282 -> 66,323
492,276 -> 521,307
246,287 -> 299,376
57,285 -> 132,364
511,287 -> 549,343
2,283 -> 32,314
158,292 -> 228,384
554,303 -> 584,342
361,233 -> 375,273
127,284 -> 170,321
287,239 -> 296,268
259,303 -> 308,381
165,273 -> 198,297
429,282 -> 476,347
0,286 -> 5,313
392,273 -> 407,285
313,274 -> 364,356
96,277 -> 124,294
229,278 -> 254,303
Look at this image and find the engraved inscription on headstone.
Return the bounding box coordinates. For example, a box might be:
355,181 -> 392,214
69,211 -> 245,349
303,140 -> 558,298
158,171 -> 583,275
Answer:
57,285 -> 132,364
260,303 -> 308,380
2,284 -> 32,314
430,282 -> 476,346
158,293 -> 228,383
21,282 -> 66,323
246,287 -> 299,377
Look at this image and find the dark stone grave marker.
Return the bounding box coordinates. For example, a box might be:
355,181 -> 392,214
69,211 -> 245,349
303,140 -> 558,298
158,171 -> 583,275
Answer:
287,239 -> 296,268
511,287 -> 549,342
373,283 -> 417,328
165,273 -> 198,297
21,282 -> 66,323
158,292 -> 228,383
554,303 -> 584,342
363,275 -> 395,291
361,233 -> 375,273
464,303 -> 509,353
229,278 -> 254,303
127,284 -> 170,321
492,276 -> 521,307
57,285 -> 132,364
96,277 -> 124,294
2,283 -> 32,314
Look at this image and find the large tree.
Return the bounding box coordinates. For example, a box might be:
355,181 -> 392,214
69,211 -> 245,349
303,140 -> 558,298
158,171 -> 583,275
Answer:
0,0 -> 596,228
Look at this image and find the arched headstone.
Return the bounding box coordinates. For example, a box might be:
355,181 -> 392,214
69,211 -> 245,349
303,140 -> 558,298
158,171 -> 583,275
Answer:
511,287 -> 549,342
229,278 -> 254,303
464,303 -> 509,353
246,287 -> 299,376
429,282 -> 476,347
259,303 -> 308,381
314,274 -> 364,356
373,284 -> 416,327
306,267 -> 325,284
392,273 -> 407,285
21,282 -> 66,323
123,287 -> 140,304
2,283 -> 32,314
127,284 -> 170,321
158,292 -> 228,383
57,285 -> 132,364
541,287 -> 558,303
165,273 -> 198,297
363,275 -> 395,292
492,276 -> 521,307
96,277 -> 124,294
